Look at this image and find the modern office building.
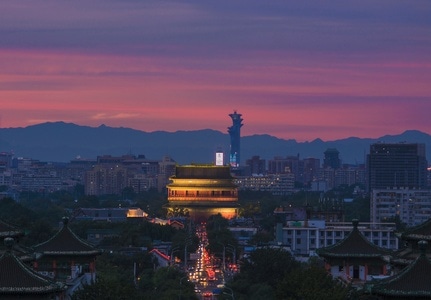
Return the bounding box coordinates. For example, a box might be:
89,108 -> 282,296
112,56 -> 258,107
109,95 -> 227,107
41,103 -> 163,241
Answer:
267,155 -> 300,175
371,188 -> 431,227
323,148 -> 341,169
367,143 -> 428,191
245,155 -> 266,175
227,111 -> 243,168
166,164 -> 239,221
235,173 -> 295,195
302,157 -> 320,185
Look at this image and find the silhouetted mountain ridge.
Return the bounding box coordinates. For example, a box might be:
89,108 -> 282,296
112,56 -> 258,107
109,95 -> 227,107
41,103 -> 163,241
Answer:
0,122 -> 430,165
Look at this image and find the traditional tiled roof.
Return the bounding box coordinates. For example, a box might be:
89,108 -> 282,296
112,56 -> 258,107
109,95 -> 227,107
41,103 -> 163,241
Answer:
0,238 -> 65,295
372,241 -> 431,297
0,219 -> 24,239
33,217 -> 101,256
400,218 -> 431,241
316,219 -> 391,258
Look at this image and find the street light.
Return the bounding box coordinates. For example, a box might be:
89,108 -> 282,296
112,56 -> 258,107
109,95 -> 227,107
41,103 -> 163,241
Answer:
179,276 -> 188,300
216,241 -> 226,271
226,244 -> 236,266
184,235 -> 193,271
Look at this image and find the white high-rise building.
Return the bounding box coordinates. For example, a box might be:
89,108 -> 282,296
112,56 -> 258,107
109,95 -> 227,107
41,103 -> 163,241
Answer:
371,188 -> 431,227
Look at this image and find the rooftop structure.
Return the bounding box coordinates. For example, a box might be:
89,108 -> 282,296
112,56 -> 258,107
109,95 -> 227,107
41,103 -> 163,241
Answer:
0,219 -> 24,241
71,207 -> 148,222
228,111 -> 243,168
33,217 -> 101,290
0,237 -> 66,299
323,148 -> 341,169
316,220 -> 392,284
390,218 -> 431,270
371,241 -> 431,299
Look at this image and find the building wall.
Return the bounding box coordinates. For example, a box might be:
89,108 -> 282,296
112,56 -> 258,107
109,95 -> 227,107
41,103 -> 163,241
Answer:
235,173 -> 295,195
278,221 -> 398,256
367,143 -> 428,191
245,156 -> 266,175
371,188 -> 431,227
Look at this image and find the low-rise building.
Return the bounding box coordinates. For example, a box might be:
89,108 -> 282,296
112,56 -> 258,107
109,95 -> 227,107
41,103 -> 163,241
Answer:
72,207 -> 148,222
228,226 -> 258,245
276,220 -> 398,257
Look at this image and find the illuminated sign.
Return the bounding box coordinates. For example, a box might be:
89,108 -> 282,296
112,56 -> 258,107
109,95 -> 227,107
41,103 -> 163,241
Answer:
216,152 -> 224,166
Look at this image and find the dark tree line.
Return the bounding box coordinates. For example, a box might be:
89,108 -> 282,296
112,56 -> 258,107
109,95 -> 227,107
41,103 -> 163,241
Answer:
223,248 -> 354,300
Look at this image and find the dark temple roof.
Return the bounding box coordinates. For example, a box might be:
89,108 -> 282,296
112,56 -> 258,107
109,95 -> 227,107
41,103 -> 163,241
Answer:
400,218 -> 431,241
0,219 -> 24,239
0,238 -> 65,295
316,219 -> 391,258
372,241 -> 431,297
33,217 -> 101,256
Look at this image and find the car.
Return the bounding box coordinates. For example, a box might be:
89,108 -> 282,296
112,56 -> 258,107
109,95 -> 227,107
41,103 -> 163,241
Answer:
202,291 -> 212,298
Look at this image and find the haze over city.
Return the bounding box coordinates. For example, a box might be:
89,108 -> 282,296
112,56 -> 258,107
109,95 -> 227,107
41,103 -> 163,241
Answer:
1,1 -> 430,142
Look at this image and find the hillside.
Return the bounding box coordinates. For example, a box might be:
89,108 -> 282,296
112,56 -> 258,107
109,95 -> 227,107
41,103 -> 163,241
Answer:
0,123 -> 430,165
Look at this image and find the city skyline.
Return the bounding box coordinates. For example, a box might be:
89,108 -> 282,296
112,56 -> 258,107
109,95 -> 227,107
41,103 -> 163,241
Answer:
1,1 -> 430,142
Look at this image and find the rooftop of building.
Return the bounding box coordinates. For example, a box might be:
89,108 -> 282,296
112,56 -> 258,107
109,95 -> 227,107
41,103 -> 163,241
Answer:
0,219 -> 24,239
0,238 -> 66,295
399,218 -> 431,242
316,219 -> 392,258
33,217 -> 101,257
371,241 -> 431,297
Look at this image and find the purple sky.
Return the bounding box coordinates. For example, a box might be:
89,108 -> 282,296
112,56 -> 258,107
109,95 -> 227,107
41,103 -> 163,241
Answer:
0,0 -> 430,141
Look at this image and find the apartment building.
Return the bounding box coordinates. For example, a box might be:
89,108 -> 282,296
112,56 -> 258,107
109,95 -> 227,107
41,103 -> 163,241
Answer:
276,220 -> 398,256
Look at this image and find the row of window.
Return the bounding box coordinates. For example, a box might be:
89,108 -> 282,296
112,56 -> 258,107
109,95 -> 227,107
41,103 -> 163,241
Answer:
169,190 -> 237,197
286,238 -> 396,247
286,230 -> 392,238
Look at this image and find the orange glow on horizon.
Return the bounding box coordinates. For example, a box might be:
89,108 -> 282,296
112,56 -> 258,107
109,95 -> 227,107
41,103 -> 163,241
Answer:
0,49 -> 430,142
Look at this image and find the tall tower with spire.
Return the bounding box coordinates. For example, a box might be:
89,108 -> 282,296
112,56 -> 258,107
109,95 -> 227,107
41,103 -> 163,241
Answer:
228,111 -> 243,168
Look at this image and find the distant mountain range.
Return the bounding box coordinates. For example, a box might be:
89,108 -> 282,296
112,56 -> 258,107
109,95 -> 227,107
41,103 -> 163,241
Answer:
0,122 -> 430,165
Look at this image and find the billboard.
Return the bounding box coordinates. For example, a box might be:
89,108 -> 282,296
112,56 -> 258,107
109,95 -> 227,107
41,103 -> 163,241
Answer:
216,152 -> 224,166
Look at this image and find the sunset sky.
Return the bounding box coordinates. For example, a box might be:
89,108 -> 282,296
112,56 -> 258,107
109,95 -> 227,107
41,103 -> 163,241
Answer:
1,0 -> 430,142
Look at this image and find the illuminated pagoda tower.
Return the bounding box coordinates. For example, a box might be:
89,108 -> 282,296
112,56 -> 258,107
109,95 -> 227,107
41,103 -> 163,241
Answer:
228,111 -> 243,168
167,164 -> 239,222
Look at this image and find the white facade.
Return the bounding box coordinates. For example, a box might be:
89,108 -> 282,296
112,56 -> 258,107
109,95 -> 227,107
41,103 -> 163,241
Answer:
371,188 -> 431,227
234,173 -> 295,195
276,221 -> 398,256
